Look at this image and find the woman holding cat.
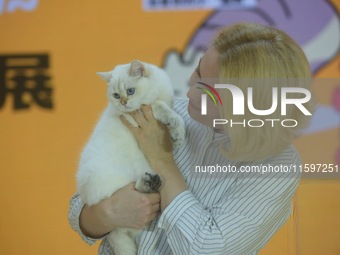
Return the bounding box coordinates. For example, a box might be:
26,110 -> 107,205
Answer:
69,22 -> 312,254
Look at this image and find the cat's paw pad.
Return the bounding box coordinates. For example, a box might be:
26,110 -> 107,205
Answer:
171,131 -> 185,148
135,173 -> 162,193
167,117 -> 178,128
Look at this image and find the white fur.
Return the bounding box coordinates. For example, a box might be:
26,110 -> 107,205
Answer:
77,60 -> 185,255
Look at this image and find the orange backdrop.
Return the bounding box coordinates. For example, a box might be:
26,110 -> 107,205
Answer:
0,1 -> 339,255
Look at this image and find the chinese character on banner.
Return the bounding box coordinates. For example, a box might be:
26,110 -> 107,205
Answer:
0,54 -> 53,110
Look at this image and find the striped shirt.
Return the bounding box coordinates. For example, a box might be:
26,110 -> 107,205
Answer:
69,98 -> 301,255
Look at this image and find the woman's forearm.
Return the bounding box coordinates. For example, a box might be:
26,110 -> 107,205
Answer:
78,183 -> 161,239
79,203 -> 112,238
150,157 -> 187,211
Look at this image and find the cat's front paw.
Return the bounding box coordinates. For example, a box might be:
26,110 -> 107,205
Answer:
150,100 -> 185,148
168,117 -> 186,148
135,173 -> 162,193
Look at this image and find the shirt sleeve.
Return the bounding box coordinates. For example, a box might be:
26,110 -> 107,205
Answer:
157,173 -> 300,255
68,193 -> 104,245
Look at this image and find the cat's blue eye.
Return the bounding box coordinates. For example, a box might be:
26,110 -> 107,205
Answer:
126,88 -> 135,96
113,93 -> 120,99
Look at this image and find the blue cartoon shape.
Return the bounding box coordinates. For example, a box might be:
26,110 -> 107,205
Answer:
0,0 -> 38,15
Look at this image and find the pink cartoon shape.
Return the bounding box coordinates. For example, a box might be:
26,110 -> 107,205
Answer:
333,86 -> 340,112
333,86 -> 340,165
337,148 -> 340,165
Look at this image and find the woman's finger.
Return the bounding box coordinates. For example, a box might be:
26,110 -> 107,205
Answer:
149,212 -> 159,222
131,110 -> 147,127
141,105 -> 155,122
120,115 -> 139,136
151,202 -> 160,213
148,192 -> 161,204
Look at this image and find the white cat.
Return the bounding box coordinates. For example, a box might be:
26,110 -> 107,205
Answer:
77,60 -> 185,255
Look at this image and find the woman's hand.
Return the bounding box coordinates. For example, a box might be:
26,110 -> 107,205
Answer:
121,105 -> 187,211
120,105 -> 174,168
80,183 -> 160,238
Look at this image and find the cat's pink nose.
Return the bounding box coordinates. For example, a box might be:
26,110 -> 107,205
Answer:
120,97 -> 128,105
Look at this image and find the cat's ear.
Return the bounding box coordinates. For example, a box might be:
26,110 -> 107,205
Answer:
129,60 -> 148,77
96,71 -> 112,82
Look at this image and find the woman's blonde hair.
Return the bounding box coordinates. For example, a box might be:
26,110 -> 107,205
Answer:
213,22 -> 313,162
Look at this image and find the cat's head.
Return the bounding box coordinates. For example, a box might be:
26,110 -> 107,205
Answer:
97,60 -> 156,113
